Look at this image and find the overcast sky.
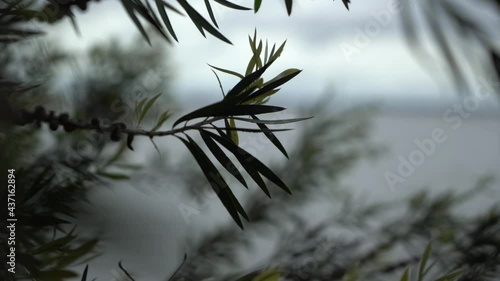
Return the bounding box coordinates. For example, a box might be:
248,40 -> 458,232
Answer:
41,0 -> 493,106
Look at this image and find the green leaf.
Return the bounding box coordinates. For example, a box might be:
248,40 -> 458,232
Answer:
204,0 -> 218,28
285,0 -> 293,15
245,55 -> 258,76
269,40 -> 287,62
152,110 -> 171,131
400,268 -> 410,281
209,64 -> 244,79
252,115 -> 288,158
229,117 -> 239,145
135,97 -> 148,121
178,135 -> 246,228
434,269 -> 464,281
264,39 -> 269,64
418,242 -> 432,281
206,130 -> 292,195
244,69 -> 301,102
254,0 -> 262,12
200,131 -> 248,188
244,89 -> 279,104
173,103 -> 285,127
225,60 -> 274,100
213,0 -> 251,10
156,0 -> 178,41
138,93 -> 162,126
177,0 -> 232,44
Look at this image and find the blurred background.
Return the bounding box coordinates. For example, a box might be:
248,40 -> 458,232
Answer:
1,0 -> 499,280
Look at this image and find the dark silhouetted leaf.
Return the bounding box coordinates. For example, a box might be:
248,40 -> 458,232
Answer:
254,0 -> 262,12
225,60 -> 274,100
243,69 -> 301,102
177,0 -> 232,44
285,0 -> 293,15
204,0 -> 218,27
121,0 -> 151,45
127,134 -> 134,151
178,135 -> 245,228
209,64 -> 244,79
231,116 -> 312,124
173,103 -> 285,127
156,0 -> 178,41
492,50 -> 500,82
252,115 -> 288,158
200,131 -> 248,188
342,0 -> 351,10
205,130 -> 292,194
81,265 -> 88,281
119,261 -> 136,281
213,0 -> 251,10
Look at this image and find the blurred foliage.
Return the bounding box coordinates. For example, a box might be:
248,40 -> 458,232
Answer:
401,0 -> 500,96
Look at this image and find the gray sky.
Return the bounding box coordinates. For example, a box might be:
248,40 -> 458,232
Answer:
42,0 -> 457,105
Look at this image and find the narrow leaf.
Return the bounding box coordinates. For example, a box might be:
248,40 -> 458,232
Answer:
152,110 -> 171,131
156,0 -> 178,41
138,93 -> 162,126
121,0 -> 151,45
252,115 -> 288,158
178,135 -> 245,228
204,0 -> 218,28
173,103 -> 285,127
229,117 -> 239,145
209,64 -> 244,79
200,131 -> 248,188
254,0 -> 262,12
81,265 -> 88,281
225,60 -> 274,100
434,270 -> 464,281
206,130 -> 292,194
119,261 -> 136,281
177,0 -> 232,44
231,116 -> 312,124
418,242 -> 432,281
213,0 -> 251,10
400,268 -> 410,281
285,0 -> 293,15
127,134 -> 134,151
244,69 -> 301,102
